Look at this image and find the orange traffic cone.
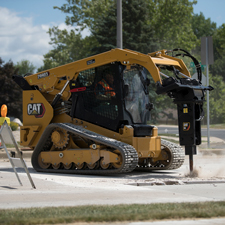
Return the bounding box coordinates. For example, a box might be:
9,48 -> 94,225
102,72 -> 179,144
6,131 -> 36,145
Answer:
0,104 -> 11,146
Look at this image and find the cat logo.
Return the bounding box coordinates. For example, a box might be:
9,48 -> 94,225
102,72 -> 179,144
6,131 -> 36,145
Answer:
27,103 -> 45,118
183,122 -> 190,131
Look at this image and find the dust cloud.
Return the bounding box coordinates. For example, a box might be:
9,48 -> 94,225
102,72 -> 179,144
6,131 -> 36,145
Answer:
184,153 -> 225,179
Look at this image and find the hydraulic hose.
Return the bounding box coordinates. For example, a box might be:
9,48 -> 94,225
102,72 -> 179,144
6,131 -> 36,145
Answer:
172,48 -> 202,82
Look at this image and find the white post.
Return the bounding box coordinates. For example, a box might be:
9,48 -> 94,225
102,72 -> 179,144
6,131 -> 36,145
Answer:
206,37 -> 210,148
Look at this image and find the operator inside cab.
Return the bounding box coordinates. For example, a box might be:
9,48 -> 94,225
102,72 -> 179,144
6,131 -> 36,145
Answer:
95,72 -> 116,100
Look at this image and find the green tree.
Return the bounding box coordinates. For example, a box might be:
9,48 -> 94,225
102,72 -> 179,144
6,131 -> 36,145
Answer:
208,75 -> 225,123
41,0 -> 225,124
207,24 -> 225,124
40,0 -> 115,71
38,28 -> 97,72
189,11 -> 224,81
0,58 -> 22,120
210,24 -> 225,81
190,13 -> 225,124
191,12 -> 217,58
56,0 -> 197,51
15,60 -> 36,76
150,0 -> 197,50
192,12 -> 217,40
91,0 -> 159,54
54,0 -> 113,30
123,0 -> 159,53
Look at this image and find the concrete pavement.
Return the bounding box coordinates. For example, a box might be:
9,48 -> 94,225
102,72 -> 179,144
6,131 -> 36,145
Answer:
1,153 -> 225,209
1,130 -> 225,225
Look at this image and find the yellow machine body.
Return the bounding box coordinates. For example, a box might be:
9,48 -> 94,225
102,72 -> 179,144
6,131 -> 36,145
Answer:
15,48 -> 195,174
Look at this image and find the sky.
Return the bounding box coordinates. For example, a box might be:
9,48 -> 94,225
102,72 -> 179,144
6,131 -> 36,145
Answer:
0,0 -> 225,71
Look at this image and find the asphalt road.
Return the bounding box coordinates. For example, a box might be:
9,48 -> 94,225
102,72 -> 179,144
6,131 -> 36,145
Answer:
158,125 -> 225,141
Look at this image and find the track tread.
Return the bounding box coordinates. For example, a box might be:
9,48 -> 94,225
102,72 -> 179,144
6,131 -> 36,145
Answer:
32,123 -> 138,174
136,139 -> 185,171
32,124 -> 185,174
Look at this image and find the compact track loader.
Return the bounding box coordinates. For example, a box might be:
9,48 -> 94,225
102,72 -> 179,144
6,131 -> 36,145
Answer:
13,48 -> 213,174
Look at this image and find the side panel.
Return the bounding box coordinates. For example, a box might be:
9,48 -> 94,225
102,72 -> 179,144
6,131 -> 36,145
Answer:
72,118 -> 162,159
132,136 -> 161,158
21,90 -> 53,148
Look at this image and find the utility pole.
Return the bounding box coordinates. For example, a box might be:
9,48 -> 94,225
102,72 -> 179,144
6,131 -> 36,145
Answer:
117,0 -> 122,49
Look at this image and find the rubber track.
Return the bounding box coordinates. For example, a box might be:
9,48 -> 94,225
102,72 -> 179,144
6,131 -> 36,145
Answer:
136,139 -> 185,171
31,123 -> 139,174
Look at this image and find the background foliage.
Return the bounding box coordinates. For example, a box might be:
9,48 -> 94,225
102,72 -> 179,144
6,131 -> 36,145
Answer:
0,59 -> 22,120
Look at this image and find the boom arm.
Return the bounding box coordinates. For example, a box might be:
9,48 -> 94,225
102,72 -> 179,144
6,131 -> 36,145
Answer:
22,48 -> 190,93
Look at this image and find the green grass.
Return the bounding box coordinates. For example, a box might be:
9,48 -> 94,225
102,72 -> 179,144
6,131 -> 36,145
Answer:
209,124 -> 225,129
156,123 -> 225,129
158,133 -> 179,144
160,138 -> 179,144
5,143 -> 20,148
158,133 -> 208,144
1,202 -> 225,225
2,142 -> 21,148
158,133 -> 178,137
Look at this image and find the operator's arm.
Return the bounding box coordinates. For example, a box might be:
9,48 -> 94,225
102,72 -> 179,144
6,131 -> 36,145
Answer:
96,83 -> 106,96
95,83 -> 116,101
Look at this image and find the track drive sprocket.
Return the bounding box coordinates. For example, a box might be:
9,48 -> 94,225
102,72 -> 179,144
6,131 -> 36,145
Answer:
51,127 -> 69,149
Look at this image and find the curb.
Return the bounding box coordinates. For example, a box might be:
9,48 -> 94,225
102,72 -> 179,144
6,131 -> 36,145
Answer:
129,180 -> 225,186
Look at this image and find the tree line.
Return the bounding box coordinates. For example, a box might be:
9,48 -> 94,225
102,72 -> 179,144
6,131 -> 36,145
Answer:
1,0 -> 225,124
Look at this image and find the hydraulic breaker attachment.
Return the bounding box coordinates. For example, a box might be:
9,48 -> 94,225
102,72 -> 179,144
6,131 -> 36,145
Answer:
156,77 -> 213,171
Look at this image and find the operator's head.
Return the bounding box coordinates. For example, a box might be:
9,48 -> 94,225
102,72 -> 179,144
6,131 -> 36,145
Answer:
105,73 -> 114,85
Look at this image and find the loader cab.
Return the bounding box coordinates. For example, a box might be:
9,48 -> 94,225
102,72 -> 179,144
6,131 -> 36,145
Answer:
70,62 -> 152,135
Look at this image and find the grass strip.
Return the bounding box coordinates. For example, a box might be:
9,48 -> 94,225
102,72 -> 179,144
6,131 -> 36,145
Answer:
208,124 -> 225,129
158,133 -> 178,137
1,201 -> 225,225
